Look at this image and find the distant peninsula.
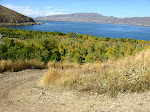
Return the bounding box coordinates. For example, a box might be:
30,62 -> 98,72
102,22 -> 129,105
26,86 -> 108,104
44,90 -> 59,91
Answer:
0,5 -> 41,26
35,13 -> 150,26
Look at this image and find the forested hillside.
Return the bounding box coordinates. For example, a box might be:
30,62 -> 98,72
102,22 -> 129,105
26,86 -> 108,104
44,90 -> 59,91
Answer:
0,28 -> 150,64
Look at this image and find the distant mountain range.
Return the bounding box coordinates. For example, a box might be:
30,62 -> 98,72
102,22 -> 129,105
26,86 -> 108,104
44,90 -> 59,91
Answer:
0,5 -> 36,26
35,13 -> 150,26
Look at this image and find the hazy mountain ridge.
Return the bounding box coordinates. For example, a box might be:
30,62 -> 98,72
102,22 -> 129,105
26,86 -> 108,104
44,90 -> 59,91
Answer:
35,13 -> 150,26
0,5 -> 35,25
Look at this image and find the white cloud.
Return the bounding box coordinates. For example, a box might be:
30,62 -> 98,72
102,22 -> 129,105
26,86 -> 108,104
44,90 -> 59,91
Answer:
3,4 -> 69,17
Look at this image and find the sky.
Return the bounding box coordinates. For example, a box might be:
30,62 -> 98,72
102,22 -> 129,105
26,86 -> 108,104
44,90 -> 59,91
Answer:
1,0 -> 150,18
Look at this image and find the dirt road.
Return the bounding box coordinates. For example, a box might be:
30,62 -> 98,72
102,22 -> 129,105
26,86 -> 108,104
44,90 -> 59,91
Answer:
0,69 -> 150,112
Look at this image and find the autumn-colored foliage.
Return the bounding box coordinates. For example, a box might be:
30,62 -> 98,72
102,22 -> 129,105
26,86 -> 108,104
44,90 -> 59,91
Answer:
0,27 -> 150,65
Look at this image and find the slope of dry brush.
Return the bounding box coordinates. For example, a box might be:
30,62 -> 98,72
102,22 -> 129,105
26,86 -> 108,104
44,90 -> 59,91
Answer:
41,49 -> 150,96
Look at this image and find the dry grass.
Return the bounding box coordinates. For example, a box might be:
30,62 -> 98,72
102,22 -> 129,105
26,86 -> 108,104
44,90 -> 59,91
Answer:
0,59 -> 45,72
42,49 -> 150,97
40,68 -> 61,86
0,59 -> 13,72
47,61 -> 80,69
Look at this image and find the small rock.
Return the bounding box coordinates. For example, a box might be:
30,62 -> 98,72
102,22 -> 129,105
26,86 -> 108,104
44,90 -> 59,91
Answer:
40,91 -> 45,95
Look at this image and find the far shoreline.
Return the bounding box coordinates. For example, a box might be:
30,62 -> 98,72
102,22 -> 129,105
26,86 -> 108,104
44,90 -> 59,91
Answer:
0,22 -> 44,26
35,20 -> 150,27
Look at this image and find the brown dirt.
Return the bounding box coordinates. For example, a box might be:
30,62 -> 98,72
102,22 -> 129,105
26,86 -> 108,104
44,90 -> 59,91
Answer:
0,69 -> 150,112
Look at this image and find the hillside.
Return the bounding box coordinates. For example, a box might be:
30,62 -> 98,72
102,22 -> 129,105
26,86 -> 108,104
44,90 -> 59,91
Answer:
1,28 -> 150,111
1,27 -> 150,64
0,5 -> 36,26
35,13 -> 150,26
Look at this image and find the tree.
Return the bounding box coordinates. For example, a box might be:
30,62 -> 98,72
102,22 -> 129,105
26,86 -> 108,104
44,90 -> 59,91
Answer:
50,50 -> 61,61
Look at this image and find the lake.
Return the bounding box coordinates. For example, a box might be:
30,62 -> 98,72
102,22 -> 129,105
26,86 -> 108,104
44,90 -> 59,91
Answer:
6,21 -> 150,40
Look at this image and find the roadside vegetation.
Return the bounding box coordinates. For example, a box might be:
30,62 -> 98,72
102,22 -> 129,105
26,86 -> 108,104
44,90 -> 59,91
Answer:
42,50 -> 150,97
0,28 -> 150,96
0,59 -> 44,72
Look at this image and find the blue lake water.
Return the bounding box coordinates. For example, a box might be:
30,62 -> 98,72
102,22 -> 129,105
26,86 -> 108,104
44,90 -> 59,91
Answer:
6,21 -> 150,40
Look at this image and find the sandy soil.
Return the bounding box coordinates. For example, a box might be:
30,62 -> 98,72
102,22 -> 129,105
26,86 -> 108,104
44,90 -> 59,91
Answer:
0,69 -> 150,112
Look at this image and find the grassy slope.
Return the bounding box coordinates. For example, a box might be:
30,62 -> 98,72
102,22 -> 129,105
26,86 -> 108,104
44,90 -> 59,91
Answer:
41,49 -> 150,97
